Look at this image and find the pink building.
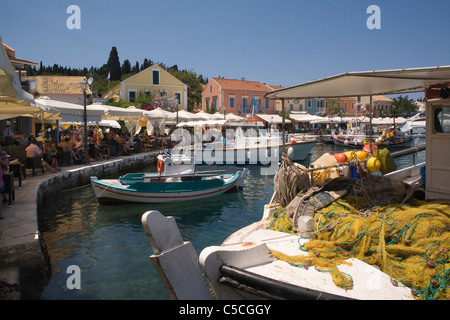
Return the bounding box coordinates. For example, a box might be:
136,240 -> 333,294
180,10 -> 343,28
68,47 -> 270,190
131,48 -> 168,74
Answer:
202,78 -> 278,115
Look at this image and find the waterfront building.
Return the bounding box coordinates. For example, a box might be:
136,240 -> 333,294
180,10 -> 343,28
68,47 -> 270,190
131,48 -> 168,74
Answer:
120,64 -> 188,110
24,75 -> 92,105
202,78 -> 278,115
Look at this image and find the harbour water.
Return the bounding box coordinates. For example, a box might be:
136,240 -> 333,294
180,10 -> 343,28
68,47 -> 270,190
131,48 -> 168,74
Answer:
36,141 -> 425,300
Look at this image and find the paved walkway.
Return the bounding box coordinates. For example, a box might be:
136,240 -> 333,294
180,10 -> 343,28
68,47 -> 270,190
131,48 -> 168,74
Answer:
0,150 -> 160,299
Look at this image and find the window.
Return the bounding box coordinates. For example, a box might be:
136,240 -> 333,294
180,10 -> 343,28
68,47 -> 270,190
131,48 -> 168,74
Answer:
307,100 -> 312,109
152,70 -> 160,85
210,85 -> 212,93
434,106 -> 450,133
144,89 -> 152,97
242,97 -> 248,112
265,99 -> 270,109
290,104 -> 294,111
229,96 -> 235,108
128,90 -> 137,102
175,92 -> 181,105
159,90 -> 168,96
212,97 -> 217,112
205,98 -> 210,109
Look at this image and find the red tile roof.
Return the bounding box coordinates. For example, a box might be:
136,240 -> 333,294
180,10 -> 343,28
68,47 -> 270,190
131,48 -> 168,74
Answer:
212,78 -> 275,92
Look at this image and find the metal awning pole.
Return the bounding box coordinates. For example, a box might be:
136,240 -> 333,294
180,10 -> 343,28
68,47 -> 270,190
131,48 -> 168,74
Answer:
369,95 -> 373,154
282,99 -> 286,153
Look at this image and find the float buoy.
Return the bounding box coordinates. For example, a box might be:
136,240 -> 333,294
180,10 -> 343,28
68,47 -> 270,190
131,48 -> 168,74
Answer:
356,151 -> 368,161
363,143 -> 378,153
367,157 -> 381,172
333,153 -> 348,164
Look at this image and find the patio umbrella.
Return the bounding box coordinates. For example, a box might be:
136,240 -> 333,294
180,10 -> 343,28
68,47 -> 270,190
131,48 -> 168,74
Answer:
225,113 -> 244,122
210,112 -> 226,120
193,111 -> 212,120
176,109 -> 198,121
144,107 -> 177,120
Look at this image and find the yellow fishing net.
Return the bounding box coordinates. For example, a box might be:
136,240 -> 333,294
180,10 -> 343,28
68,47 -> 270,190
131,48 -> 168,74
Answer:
268,196 -> 450,300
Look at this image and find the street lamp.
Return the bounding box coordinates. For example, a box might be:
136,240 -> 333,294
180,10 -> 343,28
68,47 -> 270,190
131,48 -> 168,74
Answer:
80,78 -> 90,164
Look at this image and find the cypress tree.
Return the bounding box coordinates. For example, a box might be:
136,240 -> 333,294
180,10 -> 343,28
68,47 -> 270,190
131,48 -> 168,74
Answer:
107,47 -> 122,81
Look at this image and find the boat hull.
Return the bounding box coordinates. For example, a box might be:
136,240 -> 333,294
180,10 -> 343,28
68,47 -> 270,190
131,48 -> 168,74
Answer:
91,170 -> 247,205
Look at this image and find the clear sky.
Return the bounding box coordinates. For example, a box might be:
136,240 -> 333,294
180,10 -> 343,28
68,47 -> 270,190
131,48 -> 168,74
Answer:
1,0 -> 449,95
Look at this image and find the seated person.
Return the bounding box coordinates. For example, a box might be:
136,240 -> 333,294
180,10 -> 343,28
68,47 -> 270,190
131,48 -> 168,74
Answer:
25,137 -> 54,173
58,137 -> 79,163
44,140 -> 61,172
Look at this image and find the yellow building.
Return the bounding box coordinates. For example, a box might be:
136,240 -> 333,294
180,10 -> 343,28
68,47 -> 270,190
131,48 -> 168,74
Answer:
120,64 -> 188,110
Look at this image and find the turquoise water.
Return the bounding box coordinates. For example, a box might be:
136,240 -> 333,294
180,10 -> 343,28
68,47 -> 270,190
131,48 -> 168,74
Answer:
37,142 -> 425,300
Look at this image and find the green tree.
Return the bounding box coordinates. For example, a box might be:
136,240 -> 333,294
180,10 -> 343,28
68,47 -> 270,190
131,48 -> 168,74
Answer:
392,95 -> 418,115
122,59 -> 131,75
107,47 -> 122,81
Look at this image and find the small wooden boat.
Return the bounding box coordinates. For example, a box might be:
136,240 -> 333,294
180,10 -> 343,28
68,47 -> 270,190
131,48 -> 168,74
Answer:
90,153 -> 248,205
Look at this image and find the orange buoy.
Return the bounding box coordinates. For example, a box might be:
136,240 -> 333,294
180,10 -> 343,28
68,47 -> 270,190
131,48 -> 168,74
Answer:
157,158 -> 164,174
356,151 -> 368,161
333,153 -> 348,164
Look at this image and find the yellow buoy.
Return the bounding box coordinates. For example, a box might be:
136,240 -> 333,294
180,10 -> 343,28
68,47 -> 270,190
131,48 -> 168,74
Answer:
356,151 -> 368,161
344,151 -> 355,161
367,157 -> 381,172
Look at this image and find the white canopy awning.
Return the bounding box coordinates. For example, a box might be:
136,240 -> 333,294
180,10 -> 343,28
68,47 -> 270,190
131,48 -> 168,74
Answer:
289,113 -> 326,122
265,65 -> 450,100
35,97 -> 106,122
93,104 -> 144,119
256,113 -> 291,124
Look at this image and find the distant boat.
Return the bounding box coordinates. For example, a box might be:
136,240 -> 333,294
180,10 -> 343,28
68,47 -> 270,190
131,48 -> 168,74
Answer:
400,113 -> 426,137
90,153 -> 248,204
173,122 -> 316,164
331,130 -> 414,149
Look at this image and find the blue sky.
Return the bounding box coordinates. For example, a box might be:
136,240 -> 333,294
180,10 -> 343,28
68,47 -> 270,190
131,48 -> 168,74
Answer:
1,0 -> 449,95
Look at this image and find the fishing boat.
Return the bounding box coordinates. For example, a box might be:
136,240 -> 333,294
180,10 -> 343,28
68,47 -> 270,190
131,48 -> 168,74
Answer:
141,65 -> 450,300
331,127 -> 414,149
91,153 -> 248,205
172,122 -> 316,165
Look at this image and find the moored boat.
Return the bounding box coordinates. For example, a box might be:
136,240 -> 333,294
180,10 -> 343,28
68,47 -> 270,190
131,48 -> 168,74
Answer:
331,130 -> 414,149
91,153 -> 248,205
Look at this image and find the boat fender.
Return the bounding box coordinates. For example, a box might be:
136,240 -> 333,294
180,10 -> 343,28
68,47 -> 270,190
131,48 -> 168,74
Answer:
287,147 -> 294,159
157,158 -> 164,174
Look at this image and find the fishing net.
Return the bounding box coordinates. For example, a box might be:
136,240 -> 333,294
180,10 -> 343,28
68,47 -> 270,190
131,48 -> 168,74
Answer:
268,197 -> 450,300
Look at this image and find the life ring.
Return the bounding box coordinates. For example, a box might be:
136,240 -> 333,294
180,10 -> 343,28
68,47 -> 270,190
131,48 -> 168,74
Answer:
157,159 -> 164,174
